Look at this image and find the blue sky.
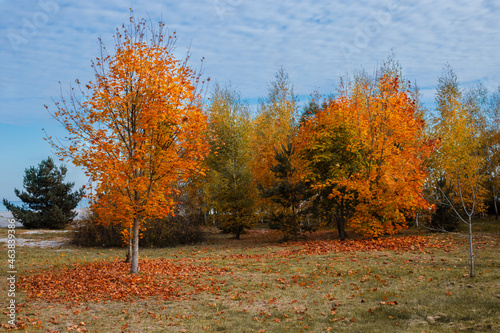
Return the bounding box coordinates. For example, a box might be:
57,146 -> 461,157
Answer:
1,0 -> 499,203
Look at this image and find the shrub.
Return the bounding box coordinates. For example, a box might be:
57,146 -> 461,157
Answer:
71,213 -> 205,248
429,177 -> 460,232
70,213 -> 123,248
140,216 -> 205,247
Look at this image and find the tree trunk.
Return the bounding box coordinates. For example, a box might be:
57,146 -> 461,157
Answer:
125,224 -> 132,263
130,216 -> 140,274
337,216 -> 346,241
234,214 -> 241,240
337,202 -> 346,241
468,218 -> 474,278
494,186 -> 498,220
495,198 -> 498,220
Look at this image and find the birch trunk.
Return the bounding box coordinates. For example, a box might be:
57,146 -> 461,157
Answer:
468,217 -> 475,277
130,216 -> 140,274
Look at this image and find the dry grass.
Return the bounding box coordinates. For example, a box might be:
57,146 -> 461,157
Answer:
1,220 -> 499,332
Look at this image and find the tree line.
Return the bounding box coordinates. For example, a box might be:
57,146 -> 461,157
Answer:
6,14 -> 498,274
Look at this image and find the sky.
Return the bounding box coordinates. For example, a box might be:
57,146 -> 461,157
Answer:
0,0 -> 499,203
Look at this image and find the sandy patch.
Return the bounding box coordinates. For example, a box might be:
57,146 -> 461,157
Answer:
0,238 -> 68,248
0,211 -> 23,227
22,230 -> 71,235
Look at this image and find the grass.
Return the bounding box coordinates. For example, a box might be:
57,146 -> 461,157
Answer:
0,220 -> 499,332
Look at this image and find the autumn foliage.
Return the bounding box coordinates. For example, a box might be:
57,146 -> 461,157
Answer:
46,15 -> 209,273
206,84 -> 257,239
19,234 -> 451,305
20,258 -> 230,303
41,11 -> 500,288
427,65 -> 490,220
250,68 -> 298,222
301,74 -> 435,238
15,11 -> 499,332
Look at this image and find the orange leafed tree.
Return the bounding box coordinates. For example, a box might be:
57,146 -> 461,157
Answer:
302,73 -> 435,238
348,74 -> 434,236
46,15 -> 209,273
250,68 -> 298,222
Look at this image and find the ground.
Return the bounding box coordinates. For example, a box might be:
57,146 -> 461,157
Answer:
0,218 -> 499,332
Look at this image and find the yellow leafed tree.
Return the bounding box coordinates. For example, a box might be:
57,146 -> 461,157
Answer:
250,67 -> 298,222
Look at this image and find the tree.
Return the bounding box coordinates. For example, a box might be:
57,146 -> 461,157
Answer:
206,83 -> 256,239
259,141 -> 310,240
45,14 -> 209,273
427,66 -> 489,220
301,98 -> 362,240
301,70 -> 434,238
250,68 -> 298,223
427,65 -> 490,277
348,72 -> 434,237
175,173 -> 211,225
2,157 -> 84,229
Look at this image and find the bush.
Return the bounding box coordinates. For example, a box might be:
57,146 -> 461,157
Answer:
71,213 -> 205,248
430,201 -> 460,232
140,216 -> 205,247
70,213 -> 123,248
429,177 -> 460,232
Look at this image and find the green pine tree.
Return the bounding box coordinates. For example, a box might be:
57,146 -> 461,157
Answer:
259,141 -> 310,241
3,157 -> 84,229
